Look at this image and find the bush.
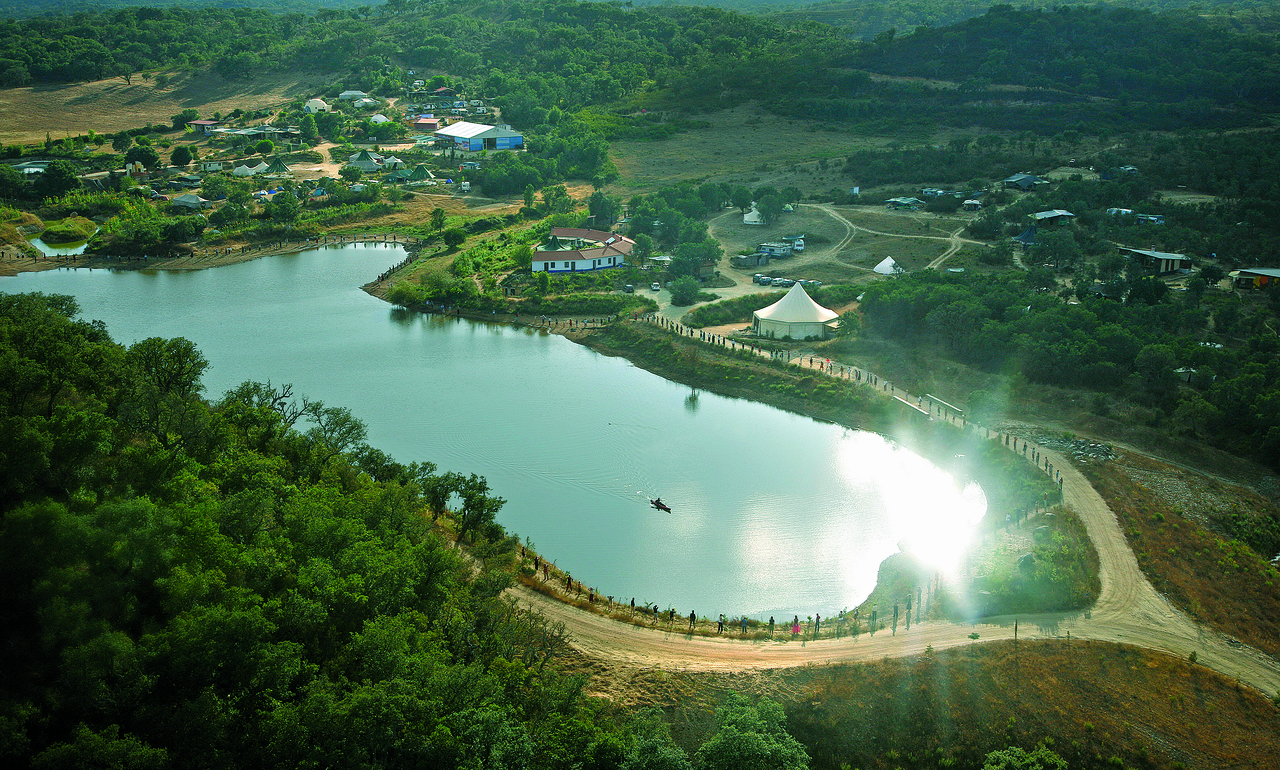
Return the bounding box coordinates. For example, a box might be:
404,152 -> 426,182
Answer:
442,228 -> 467,248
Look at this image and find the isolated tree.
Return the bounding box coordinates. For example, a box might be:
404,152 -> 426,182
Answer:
454,474 -> 505,543
631,233 -> 654,264
254,139 -> 274,155
171,109 -> 199,131
1200,263 -> 1225,285
125,144 -> 161,170
523,184 -> 536,210
730,185 -> 752,213
512,245 -> 533,270
266,192 -> 301,223
442,227 -> 466,249
170,145 -> 192,168
757,194 -> 785,224
668,277 -> 701,306
430,206 -> 447,231
299,114 -> 319,143
693,695 -> 808,770
587,190 -> 619,228
340,166 -> 362,183
1031,229 -> 1082,270
112,133 -> 132,153
35,160 -> 82,198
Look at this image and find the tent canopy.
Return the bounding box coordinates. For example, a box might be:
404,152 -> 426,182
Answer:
754,282 -> 839,323
873,256 -> 901,275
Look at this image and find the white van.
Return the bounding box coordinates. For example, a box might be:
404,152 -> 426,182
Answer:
459,181 -> 471,193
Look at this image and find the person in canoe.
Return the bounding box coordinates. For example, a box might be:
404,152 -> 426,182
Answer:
650,497 -> 672,512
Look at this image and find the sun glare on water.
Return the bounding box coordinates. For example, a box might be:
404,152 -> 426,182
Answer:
835,431 -> 987,578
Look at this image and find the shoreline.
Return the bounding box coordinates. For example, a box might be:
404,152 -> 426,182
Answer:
1,232 -> 421,278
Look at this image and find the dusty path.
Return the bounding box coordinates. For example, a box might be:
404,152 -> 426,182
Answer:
507,338 -> 1280,696
804,203 -> 987,272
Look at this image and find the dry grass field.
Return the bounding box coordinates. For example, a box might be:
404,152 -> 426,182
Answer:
607,103 -> 903,196
0,70 -> 326,144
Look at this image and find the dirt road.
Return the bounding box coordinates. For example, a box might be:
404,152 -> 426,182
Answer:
508,380 -> 1280,697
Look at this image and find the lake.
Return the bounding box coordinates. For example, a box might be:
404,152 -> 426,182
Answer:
2,243 -> 985,619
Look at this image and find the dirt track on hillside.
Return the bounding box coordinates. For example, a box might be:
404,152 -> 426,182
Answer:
507,366 -> 1280,697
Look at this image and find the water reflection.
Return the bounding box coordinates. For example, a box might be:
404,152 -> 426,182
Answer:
28,237 -> 89,256
2,243 -> 986,617
684,388 -> 700,413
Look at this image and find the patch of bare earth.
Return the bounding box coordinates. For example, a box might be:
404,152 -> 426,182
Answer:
0,70 -> 331,143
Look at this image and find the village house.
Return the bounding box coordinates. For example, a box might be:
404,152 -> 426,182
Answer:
303,98 -> 330,114
434,122 -> 524,152
730,253 -> 770,269
1003,173 -> 1050,192
338,90 -> 370,101
186,119 -> 220,136
1231,267 -> 1280,290
532,228 -> 635,273
886,197 -> 925,210
1120,247 -> 1192,274
1029,209 -> 1075,227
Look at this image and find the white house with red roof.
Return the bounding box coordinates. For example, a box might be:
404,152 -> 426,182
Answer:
532,228 -> 635,273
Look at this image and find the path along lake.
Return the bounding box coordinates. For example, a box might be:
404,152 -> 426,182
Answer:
3,243 -> 985,619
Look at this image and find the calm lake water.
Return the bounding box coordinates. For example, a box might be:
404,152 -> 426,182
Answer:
3,243 -> 985,619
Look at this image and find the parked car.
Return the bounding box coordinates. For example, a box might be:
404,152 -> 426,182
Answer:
771,278 -> 795,287
753,273 -> 764,283
651,282 -> 661,291
755,275 -> 772,285
623,284 -> 634,293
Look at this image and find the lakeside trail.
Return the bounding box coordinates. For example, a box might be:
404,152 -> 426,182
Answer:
12,238 -> 1278,696
507,318 -> 1280,697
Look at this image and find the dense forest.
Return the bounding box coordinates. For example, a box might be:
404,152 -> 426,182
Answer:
2,1 -> 1278,139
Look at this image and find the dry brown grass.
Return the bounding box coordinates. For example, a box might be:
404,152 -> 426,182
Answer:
571,638 -> 1280,769
606,103 -> 900,196
0,70 -> 327,144
1083,451 -> 1280,657
782,640 -> 1280,769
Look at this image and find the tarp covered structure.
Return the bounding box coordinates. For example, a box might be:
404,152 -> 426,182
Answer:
232,162 -> 269,177
753,282 -> 839,340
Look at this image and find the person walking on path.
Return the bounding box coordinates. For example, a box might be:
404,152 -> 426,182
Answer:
815,613 -> 821,637
791,615 -> 800,639
741,616 -> 748,635
768,616 -> 775,638
689,610 -> 696,630
717,614 -> 725,633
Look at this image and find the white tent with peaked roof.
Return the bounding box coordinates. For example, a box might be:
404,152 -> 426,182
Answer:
753,282 -> 839,340
873,256 -> 902,275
